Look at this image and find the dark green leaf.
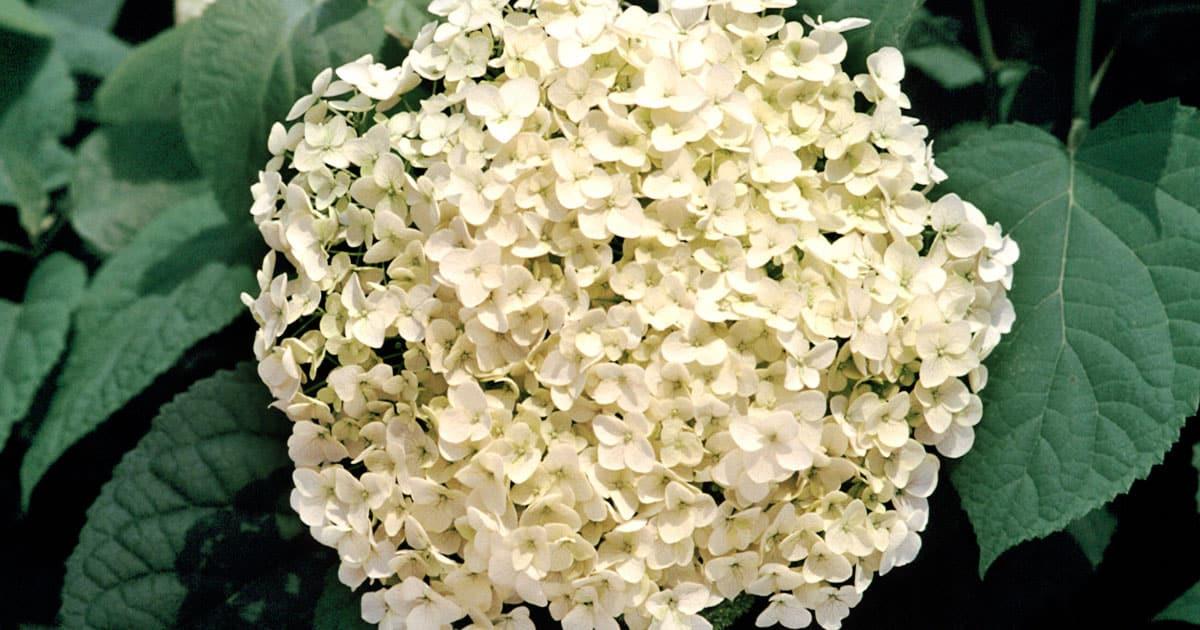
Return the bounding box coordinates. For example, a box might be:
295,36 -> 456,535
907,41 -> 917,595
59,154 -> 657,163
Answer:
40,11 -> 131,77
34,0 -> 124,31
903,7 -> 962,49
1194,442 -> 1199,512
0,240 -> 31,255
20,196 -> 260,507
906,44 -> 984,89
0,49 -> 74,238
703,594 -> 756,630
787,0 -> 925,73
180,0 -> 385,220
0,0 -> 53,110
940,101 -> 1200,573
1064,507 -> 1116,569
1157,582 -> 1200,624
0,0 -> 53,40
314,570 -> 372,630
69,123 -> 209,254
59,365 -> 321,629
933,121 -> 988,152
371,0 -> 432,44
0,253 -> 87,447
95,22 -> 194,125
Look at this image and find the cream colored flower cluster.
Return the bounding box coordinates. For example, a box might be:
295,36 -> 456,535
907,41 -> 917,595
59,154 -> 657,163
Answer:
242,0 -> 1018,628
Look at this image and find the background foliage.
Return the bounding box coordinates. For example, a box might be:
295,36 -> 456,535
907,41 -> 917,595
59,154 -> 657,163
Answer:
0,0 -> 1198,628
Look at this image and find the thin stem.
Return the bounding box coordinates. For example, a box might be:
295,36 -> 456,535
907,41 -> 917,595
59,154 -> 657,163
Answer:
1069,0 -> 1098,149
971,0 -> 1001,124
971,0 -> 1000,71
1089,42 -> 1117,100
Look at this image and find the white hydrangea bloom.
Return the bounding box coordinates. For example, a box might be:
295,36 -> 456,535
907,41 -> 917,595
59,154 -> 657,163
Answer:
174,0 -> 216,23
243,0 -> 1019,627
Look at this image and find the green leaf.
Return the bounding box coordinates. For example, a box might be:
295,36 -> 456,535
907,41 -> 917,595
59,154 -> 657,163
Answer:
906,44 -> 983,89
180,0 -> 385,221
0,49 -> 75,238
0,138 -> 73,206
0,253 -> 86,447
34,0 -> 124,30
996,61 -> 1032,124
95,22 -> 194,125
787,0 -> 925,73
1194,442 -> 1200,512
1064,507 -> 1116,569
20,196 -> 259,507
0,0 -> 53,39
934,121 -> 988,152
0,0 -> 53,105
703,594 -> 756,630
939,100 -> 1200,573
1157,582 -> 1200,624
0,0 -> 51,38
314,570 -> 372,630
371,0 -> 433,44
40,11 -> 131,77
59,365 -> 321,629
903,7 -> 962,49
0,44 -> 74,146
68,123 -> 209,254
0,240 -> 31,255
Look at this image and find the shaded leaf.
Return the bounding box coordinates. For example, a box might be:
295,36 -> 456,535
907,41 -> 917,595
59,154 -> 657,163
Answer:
34,0 -> 124,31
68,123 -> 209,254
59,365 -> 321,629
1157,582 -> 1200,624
315,569 -> 372,630
703,593 -> 756,630
371,0 -> 433,44
0,253 -> 87,447
0,0 -> 53,40
933,121 -> 988,152
95,22 -> 194,125
0,138 -> 72,206
180,0 -> 385,220
0,0 -> 53,110
903,6 -> 962,49
0,240 -> 31,255
0,50 -> 74,238
1064,507 -> 1116,569
40,11 -> 131,77
20,196 -> 260,507
939,101 -> 1200,573
906,44 -> 983,89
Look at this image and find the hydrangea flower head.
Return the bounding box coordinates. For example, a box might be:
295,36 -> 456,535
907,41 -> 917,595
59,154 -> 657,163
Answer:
243,0 -> 1019,627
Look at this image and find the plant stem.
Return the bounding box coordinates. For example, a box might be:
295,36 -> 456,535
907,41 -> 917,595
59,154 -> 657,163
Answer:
1089,42 -> 1117,100
1069,0 -> 1098,149
971,0 -> 1001,123
971,0 -> 1000,72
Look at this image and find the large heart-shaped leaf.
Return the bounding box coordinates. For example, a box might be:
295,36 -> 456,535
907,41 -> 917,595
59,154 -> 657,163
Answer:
59,365 -> 328,629
938,100 -> 1200,572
